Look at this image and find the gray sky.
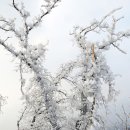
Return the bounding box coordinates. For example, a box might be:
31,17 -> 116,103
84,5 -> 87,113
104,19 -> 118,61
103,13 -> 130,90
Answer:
0,0 -> 130,129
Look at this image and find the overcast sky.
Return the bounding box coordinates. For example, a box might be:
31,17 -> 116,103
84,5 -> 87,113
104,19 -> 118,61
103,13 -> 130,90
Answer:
0,0 -> 130,130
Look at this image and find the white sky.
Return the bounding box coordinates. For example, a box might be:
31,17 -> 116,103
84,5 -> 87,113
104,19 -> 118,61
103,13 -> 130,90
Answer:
0,0 -> 130,129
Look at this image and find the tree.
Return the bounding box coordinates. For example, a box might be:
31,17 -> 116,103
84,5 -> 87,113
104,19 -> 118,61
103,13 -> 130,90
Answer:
0,0 -> 129,130
0,0 -> 61,130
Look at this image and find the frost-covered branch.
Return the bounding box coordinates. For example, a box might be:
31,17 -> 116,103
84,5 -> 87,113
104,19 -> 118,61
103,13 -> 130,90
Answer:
28,0 -> 61,32
72,8 -> 130,54
0,39 -> 18,57
55,8 -> 130,130
77,7 -> 122,36
0,38 -> 60,130
54,61 -> 78,85
17,106 -> 27,130
0,1 -> 61,130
